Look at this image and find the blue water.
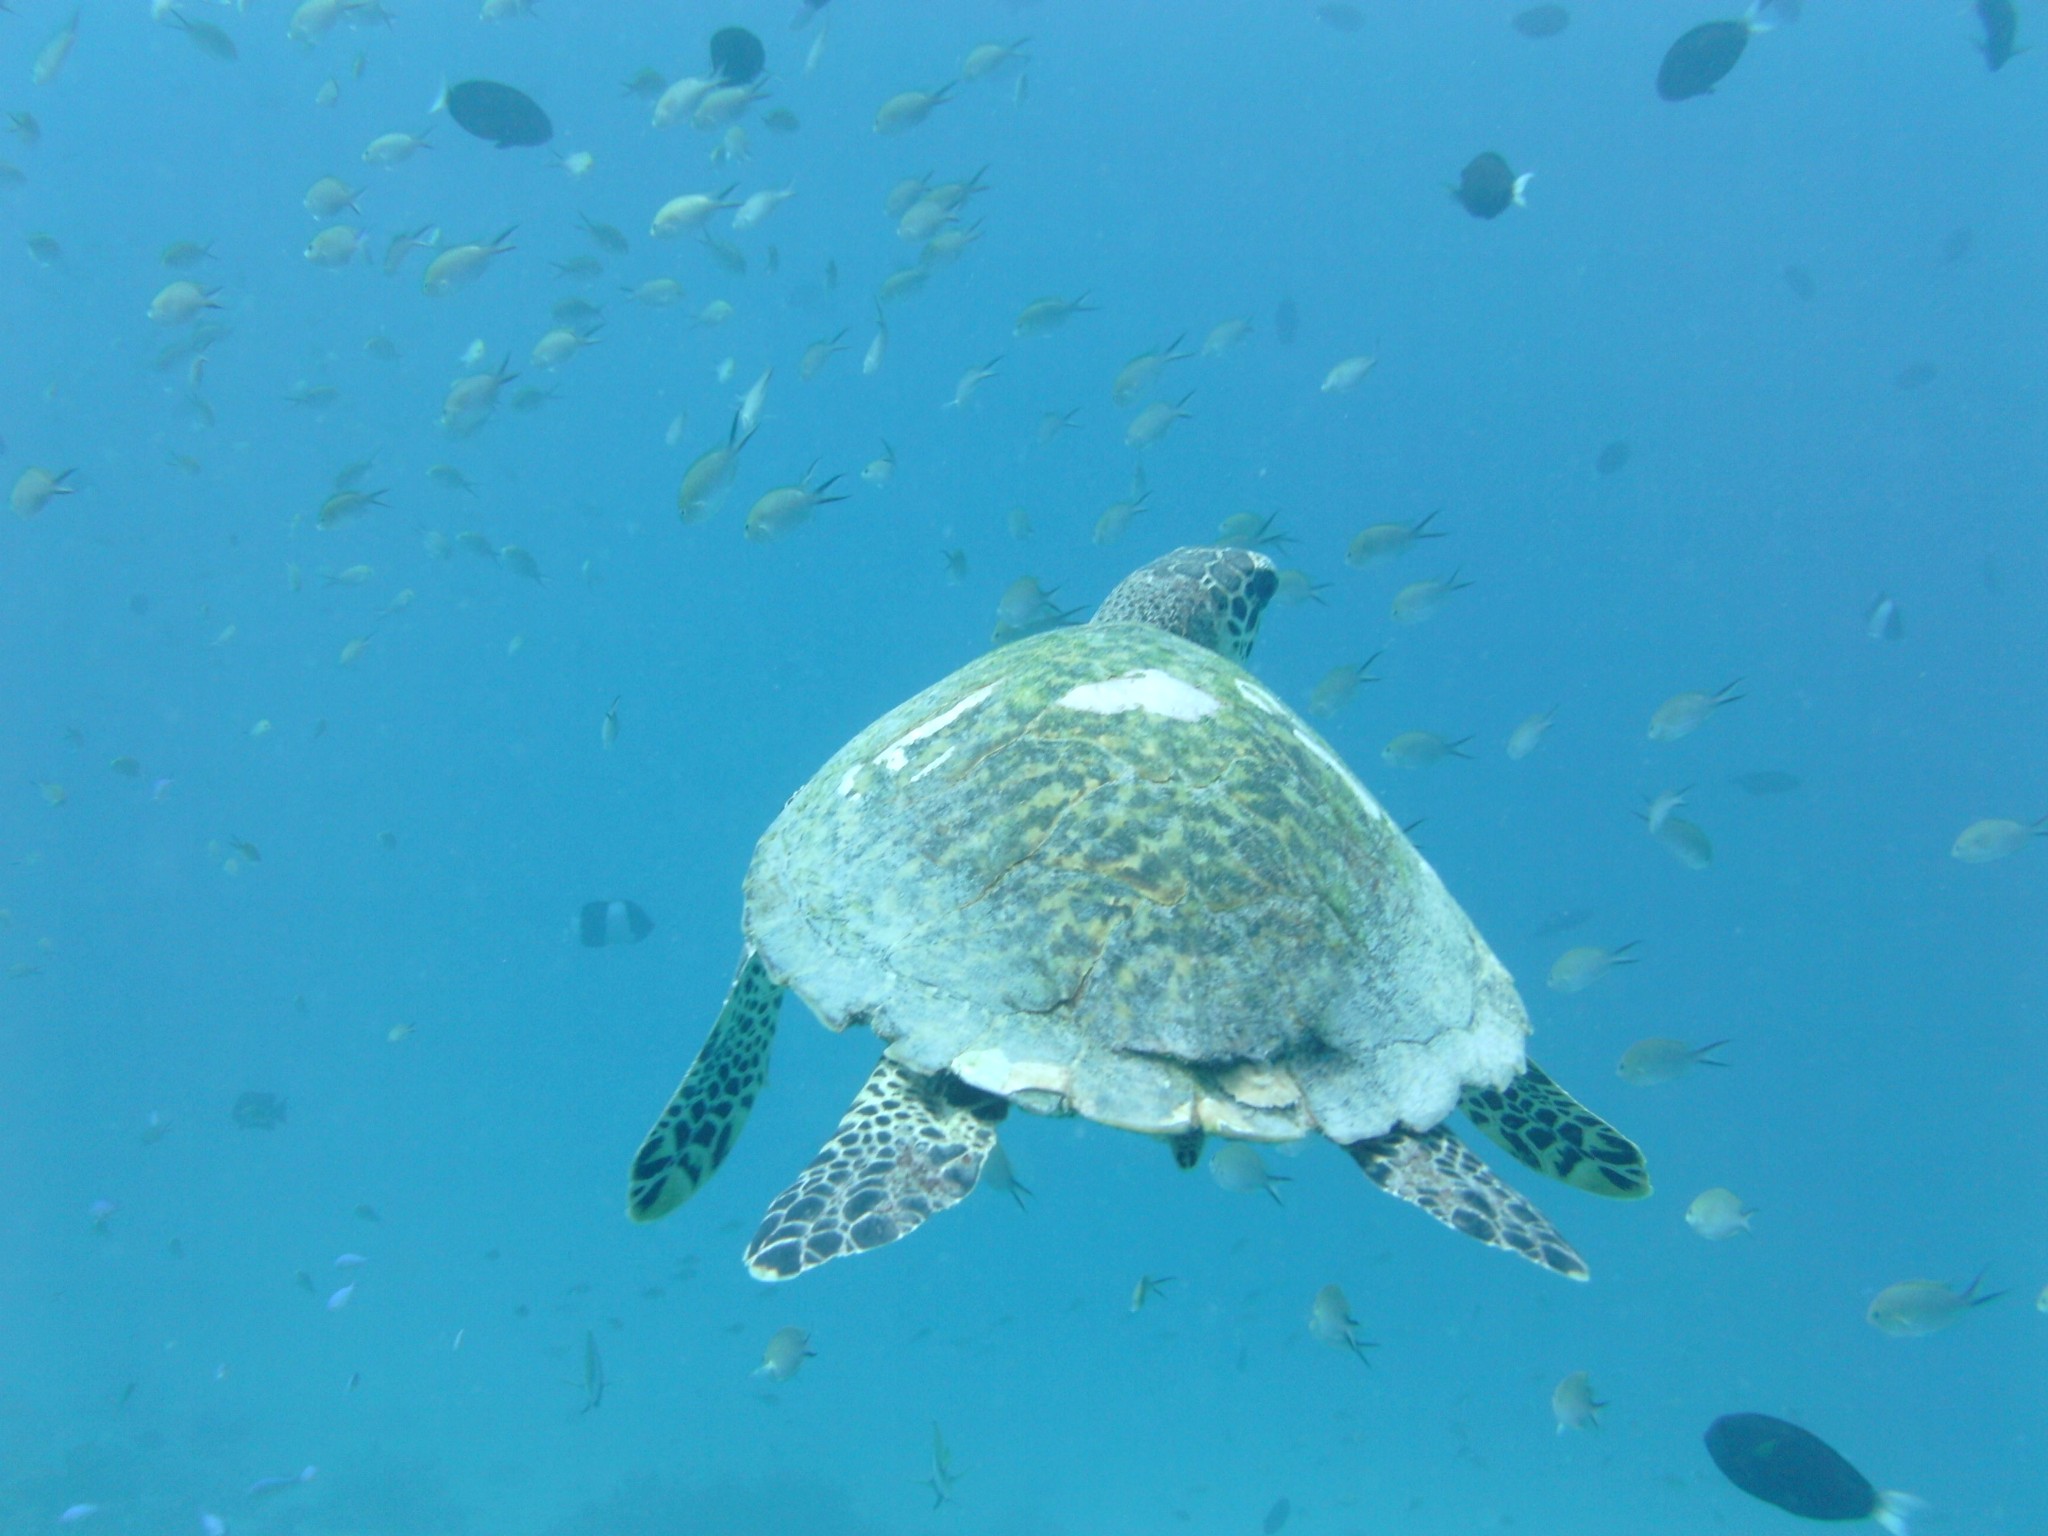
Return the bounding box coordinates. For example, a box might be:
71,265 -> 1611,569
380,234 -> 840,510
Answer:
5,2 -> 2043,1532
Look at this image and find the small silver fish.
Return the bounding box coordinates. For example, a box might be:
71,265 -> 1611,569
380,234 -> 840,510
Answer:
980,1142 -> 1031,1209
1209,1143 -> 1286,1202
1307,1283 -> 1374,1363
861,441 -> 895,487
1547,942 -> 1638,993
756,1326 -> 814,1381
1505,707 -> 1556,760
1648,681 -> 1744,742
1129,1274 -> 1173,1312
1551,1371 -> 1605,1432
1684,1187 -> 1753,1240
1616,1037 -> 1728,1086
1867,1272 -> 2004,1337
247,1468 -> 317,1498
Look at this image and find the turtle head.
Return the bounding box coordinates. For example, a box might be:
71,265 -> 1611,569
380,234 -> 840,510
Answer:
1091,547 -> 1278,662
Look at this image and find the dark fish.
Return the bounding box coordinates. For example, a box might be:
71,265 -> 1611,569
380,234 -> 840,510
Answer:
621,68 -> 666,99
1595,440 -> 1631,475
1657,17 -> 1755,102
1262,1498 -> 1291,1535
1894,361 -> 1936,391
169,13 -> 237,61
1729,769 -> 1801,796
1976,0 -> 2021,70
1453,152 -> 1527,219
1782,264 -> 1816,300
441,80 -> 552,148
581,1330 -> 605,1411
231,1091 -> 287,1130
580,899 -> 654,948
579,214 -> 628,255
1705,1414 -> 1917,1530
1273,297 -> 1298,345
710,25 -> 766,83
1512,5 -> 1571,38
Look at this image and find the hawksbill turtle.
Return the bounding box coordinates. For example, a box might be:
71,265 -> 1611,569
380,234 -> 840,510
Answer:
628,547 -> 1648,1281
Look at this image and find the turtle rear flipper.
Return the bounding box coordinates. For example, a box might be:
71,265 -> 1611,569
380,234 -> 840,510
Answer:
744,1060 -> 1005,1281
1459,1059 -> 1651,1200
1346,1125 -> 1589,1281
628,948 -> 784,1223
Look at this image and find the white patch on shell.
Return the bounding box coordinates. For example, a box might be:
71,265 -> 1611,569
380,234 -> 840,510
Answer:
1290,726 -> 1391,826
875,682 -> 998,774
949,1047 -> 1075,1102
1234,677 -> 1289,717
1057,669 -> 1218,722
1217,1063 -> 1302,1110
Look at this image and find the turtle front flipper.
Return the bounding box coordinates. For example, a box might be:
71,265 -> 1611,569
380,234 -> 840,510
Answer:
628,947 -> 784,1223
1459,1059 -> 1651,1200
1345,1124 -> 1589,1281
744,1060 -> 1006,1281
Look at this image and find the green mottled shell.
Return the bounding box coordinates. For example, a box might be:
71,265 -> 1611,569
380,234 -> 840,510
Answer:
744,623 -> 1527,1145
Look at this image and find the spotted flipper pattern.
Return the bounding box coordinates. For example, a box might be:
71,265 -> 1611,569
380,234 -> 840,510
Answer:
1346,1124 -> 1589,1281
627,948 -> 784,1223
743,1060 -> 1006,1282
1459,1059 -> 1651,1200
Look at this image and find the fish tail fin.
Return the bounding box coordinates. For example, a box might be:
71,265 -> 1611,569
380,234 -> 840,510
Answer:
1512,172 -> 1533,207
429,78 -> 448,115
1873,1491 -> 1926,1536
1743,0 -> 1776,33
1963,1265 -> 2008,1306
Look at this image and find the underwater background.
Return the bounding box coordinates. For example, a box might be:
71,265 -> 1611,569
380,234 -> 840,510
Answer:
3,2 -> 2043,1533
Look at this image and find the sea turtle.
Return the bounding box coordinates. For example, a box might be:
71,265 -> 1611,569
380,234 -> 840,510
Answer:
628,548 -> 1648,1282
